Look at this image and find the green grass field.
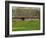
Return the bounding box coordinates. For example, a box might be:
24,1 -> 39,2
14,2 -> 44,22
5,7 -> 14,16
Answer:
12,19 -> 40,31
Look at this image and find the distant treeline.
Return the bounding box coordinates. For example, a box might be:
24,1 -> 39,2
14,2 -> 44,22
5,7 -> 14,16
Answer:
12,7 -> 40,19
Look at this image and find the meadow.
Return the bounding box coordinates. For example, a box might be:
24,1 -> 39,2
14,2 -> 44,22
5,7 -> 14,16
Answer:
12,19 -> 40,31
